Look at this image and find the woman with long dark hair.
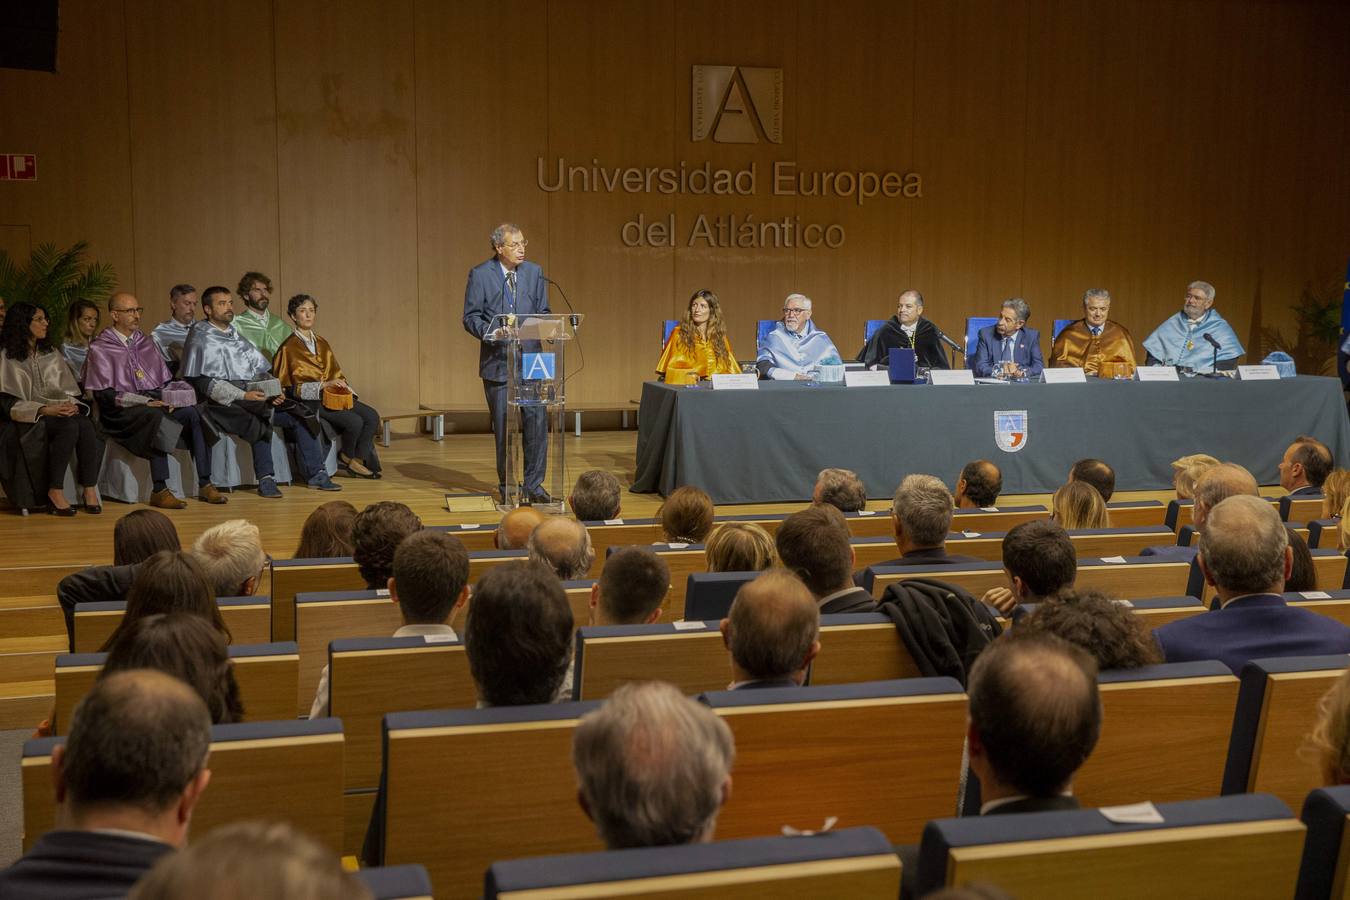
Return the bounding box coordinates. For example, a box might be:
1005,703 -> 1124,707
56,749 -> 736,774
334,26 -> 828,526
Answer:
113,508 -> 182,566
98,550 -> 229,651
655,290 -> 739,382
0,302 -> 102,514
101,612 -> 244,724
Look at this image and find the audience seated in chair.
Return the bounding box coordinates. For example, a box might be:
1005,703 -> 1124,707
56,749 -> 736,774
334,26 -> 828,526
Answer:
1281,434 -> 1332,498
568,469 -> 622,521
572,681 -> 735,849
954,460 -> 1002,509
719,570 -> 820,690
1170,453 -> 1219,501
527,516 -> 595,580
103,613 -> 244,724
1153,494 -> 1350,671
1307,665 -> 1350,787
587,547 -> 670,626
293,500 -> 357,559
777,505 -> 874,613
704,522 -> 777,574
99,551 -> 229,652
310,530 -> 470,718
1322,468 -> 1350,522
1141,462 -> 1258,558
1285,526 -> 1317,593
980,519 -> 1077,617
494,505 -> 545,550
0,671 -> 212,900
55,509 -> 181,642
1014,589 -> 1162,670
190,519 -> 266,599
130,821 -> 369,900
658,485 -> 715,543
352,501 -> 423,590
1069,457 -> 1115,503
1051,480 -> 1108,530
466,561 -> 573,707
855,474 -> 981,586
813,467 -> 866,513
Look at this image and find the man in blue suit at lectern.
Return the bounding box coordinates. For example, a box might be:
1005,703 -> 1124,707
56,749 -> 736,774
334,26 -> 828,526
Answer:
463,223 -> 551,505
972,297 -> 1044,379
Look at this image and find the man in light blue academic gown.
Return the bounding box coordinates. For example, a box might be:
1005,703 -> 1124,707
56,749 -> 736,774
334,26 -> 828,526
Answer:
1143,281 -> 1244,371
971,297 -> 1044,379
756,293 -> 842,380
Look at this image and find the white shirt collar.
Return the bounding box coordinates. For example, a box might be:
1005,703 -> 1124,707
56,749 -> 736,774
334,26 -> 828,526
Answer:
980,791 -> 1072,815
111,329 -> 134,347
87,827 -> 170,845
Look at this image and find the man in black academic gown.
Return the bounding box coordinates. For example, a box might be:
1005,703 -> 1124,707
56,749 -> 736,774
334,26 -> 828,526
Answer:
857,289 -> 952,370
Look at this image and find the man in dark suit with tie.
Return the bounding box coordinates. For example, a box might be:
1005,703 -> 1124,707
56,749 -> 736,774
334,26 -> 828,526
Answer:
777,505 -> 876,613
1154,494 -> 1350,672
1279,434 -> 1332,499
0,670 -> 213,900
971,297 -> 1044,379
462,223 -> 552,504
719,570 -> 821,690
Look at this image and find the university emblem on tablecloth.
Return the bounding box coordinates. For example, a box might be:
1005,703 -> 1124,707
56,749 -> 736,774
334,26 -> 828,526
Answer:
994,410 -> 1028,453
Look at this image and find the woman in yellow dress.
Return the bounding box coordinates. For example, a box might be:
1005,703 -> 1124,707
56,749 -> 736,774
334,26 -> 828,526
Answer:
656,289 -> 739,382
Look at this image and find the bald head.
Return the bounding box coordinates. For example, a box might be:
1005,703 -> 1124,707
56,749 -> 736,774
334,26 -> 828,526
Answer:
957,459 -> 1002,508
496,506 -> 546,550
106,291 -> 142,337
720,571 -> 820,683
1198,494 -> 1290,599
1192,463 -> 1259,531
527,516 -> 595,580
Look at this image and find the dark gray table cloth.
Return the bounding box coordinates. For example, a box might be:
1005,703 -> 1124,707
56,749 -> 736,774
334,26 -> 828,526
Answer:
632,376 -> 1350,503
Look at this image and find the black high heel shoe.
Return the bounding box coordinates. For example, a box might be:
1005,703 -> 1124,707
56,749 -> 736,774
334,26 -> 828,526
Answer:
48,505 -> 76,517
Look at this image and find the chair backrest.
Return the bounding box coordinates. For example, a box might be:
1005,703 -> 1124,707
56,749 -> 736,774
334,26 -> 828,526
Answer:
1201,551 -> 1349,605
0,563 -> 93,598
964,316 -> 998,367
950,504 -> 1049,532
868,556 -> 1193,601
1224,654 -> 1348,812
683,571 -> 759,620
429,523 -> 498,552
296,589 -> 405,715
1103,499 -> 1167,528
73,595 -> 272,653
51,641 -> 299,735
756,319 -> 776,349
1282,494 -> 1326,524
864,319 -> 886,343
662,319 -> 678,347
356,864 -> 434,900
24,718 -> 345,852
378,702 -> 604,899
1286,591 -> 1350,628
485,827 -> 899,899
1052,317 -> 1074,340
329,635 -> 475,793
702,679 -> 967,844
1297,784 -> 1350,900
1307,518 -> 1340,550
914,793 -> 1302,898
270,557 -> 366,642
1165,499 -> 1195,532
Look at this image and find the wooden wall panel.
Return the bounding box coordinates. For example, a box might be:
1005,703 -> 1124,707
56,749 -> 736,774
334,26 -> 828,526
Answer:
125,0 -> 280,313
274,0 -> 419,413
414,0 -> 551,408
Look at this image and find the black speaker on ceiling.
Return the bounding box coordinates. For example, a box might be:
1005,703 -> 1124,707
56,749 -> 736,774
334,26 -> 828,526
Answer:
0,0 -> 59,73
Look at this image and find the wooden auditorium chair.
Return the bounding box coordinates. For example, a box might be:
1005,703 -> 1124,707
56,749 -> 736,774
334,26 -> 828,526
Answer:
1296,785 -> 1350,900
356,864 -> 435,900
72,594 -> 271,652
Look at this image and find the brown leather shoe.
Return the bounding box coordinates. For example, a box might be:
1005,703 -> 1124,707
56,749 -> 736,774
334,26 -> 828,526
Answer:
198,483 -> 228,505
149,488 -> 187,510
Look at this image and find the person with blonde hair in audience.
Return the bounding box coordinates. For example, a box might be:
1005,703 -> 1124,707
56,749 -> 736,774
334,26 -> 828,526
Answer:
351,501 -> 422,590
704,522 -> 777,573
1140,461 -> 1259,559
495,505 -> 546,550
572,681 -> 735,850
0,671 -> 213,900
103,613 -> 244,724
813,467 -> 867,513
720,570 -> 821,689
99,550 -> 228,651
1015,589 -> 1161,670
1306,666 -> 1350,787
1171,453 -> 1220,500
1323,469 -> 1350,522
658,485 -> 715,543
190,519 -> 266,598
293,500 -> 357,558
130,821 -> 370,900
1051,480 -> 1109,530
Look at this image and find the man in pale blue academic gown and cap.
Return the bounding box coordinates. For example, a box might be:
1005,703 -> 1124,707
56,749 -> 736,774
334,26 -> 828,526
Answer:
756,293 -> 842,380
1143,280 -> 1244,372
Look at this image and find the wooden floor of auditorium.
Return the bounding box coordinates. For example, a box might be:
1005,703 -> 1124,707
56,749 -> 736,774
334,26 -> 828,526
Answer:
0,428 -> 1287,565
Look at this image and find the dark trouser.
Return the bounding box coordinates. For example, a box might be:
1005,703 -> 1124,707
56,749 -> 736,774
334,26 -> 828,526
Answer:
320,400 -> 381,473
483,379 -> 547,493
274,409 -> 327,483
149,406 -> 212,487
45,415 -> 101,488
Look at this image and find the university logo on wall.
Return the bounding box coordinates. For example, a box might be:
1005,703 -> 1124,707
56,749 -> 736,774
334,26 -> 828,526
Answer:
692,65 -> 782,144
994,410 -> 1028,453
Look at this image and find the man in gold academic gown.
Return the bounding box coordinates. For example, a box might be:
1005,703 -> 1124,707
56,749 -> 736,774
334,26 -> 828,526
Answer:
1049,288 -> 1137,377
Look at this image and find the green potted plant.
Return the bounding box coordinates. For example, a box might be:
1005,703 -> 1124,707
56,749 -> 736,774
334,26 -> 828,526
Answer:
0,241 -> 117,343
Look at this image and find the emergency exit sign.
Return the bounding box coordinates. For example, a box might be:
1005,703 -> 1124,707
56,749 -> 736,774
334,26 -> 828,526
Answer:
0,155 -> 37,180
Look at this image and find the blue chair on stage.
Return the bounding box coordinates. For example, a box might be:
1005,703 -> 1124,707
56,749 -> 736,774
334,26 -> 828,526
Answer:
1053,318 -> 1074,341
964,317 -> 998,368
864,319 -> 886,343
660,319 -> 678,348
756,319 -> 776,350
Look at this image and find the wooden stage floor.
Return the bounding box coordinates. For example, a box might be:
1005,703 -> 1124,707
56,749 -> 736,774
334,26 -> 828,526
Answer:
0,429 -> 1205,569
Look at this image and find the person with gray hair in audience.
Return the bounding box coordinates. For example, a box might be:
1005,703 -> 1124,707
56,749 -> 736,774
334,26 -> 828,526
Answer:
572,681 -> 735,849
1140,461 -> 1259,559
812,467 -> 867,513
971,297 -> 1043,379
856,474 -> 981,585
0,670 -> 213,900
719,570 -> 821,689
528,516 -> 595,581
568,469 -> 622,521
1154,494 -> 1350,672
189,518 -> 266,598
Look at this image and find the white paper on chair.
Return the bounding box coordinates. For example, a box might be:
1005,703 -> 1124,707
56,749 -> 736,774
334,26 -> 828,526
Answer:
673,621 -> 707,631
1099,802 -> 1164,825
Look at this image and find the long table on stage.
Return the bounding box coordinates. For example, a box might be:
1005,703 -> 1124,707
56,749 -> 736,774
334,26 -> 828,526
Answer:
631,376 -> 1350,503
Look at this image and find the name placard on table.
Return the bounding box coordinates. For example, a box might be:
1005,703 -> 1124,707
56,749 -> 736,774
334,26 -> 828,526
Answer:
710,373 -> 759,390
1042,368 -> 1087,384
844,371 -> 891,387
1135,366 -> 1180,382
929,370 -> 976,386
1238,364 -> 1281,381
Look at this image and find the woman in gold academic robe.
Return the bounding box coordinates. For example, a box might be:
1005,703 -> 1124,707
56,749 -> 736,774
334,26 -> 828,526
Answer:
272,294 -> 381,479
656,289 -> 740,383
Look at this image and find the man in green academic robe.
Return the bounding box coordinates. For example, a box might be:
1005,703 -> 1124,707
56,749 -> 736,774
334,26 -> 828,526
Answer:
232,271 -> 292,360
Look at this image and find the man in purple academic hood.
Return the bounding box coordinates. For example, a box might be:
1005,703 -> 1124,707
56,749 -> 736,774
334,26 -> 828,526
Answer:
83,292 -> 227,509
